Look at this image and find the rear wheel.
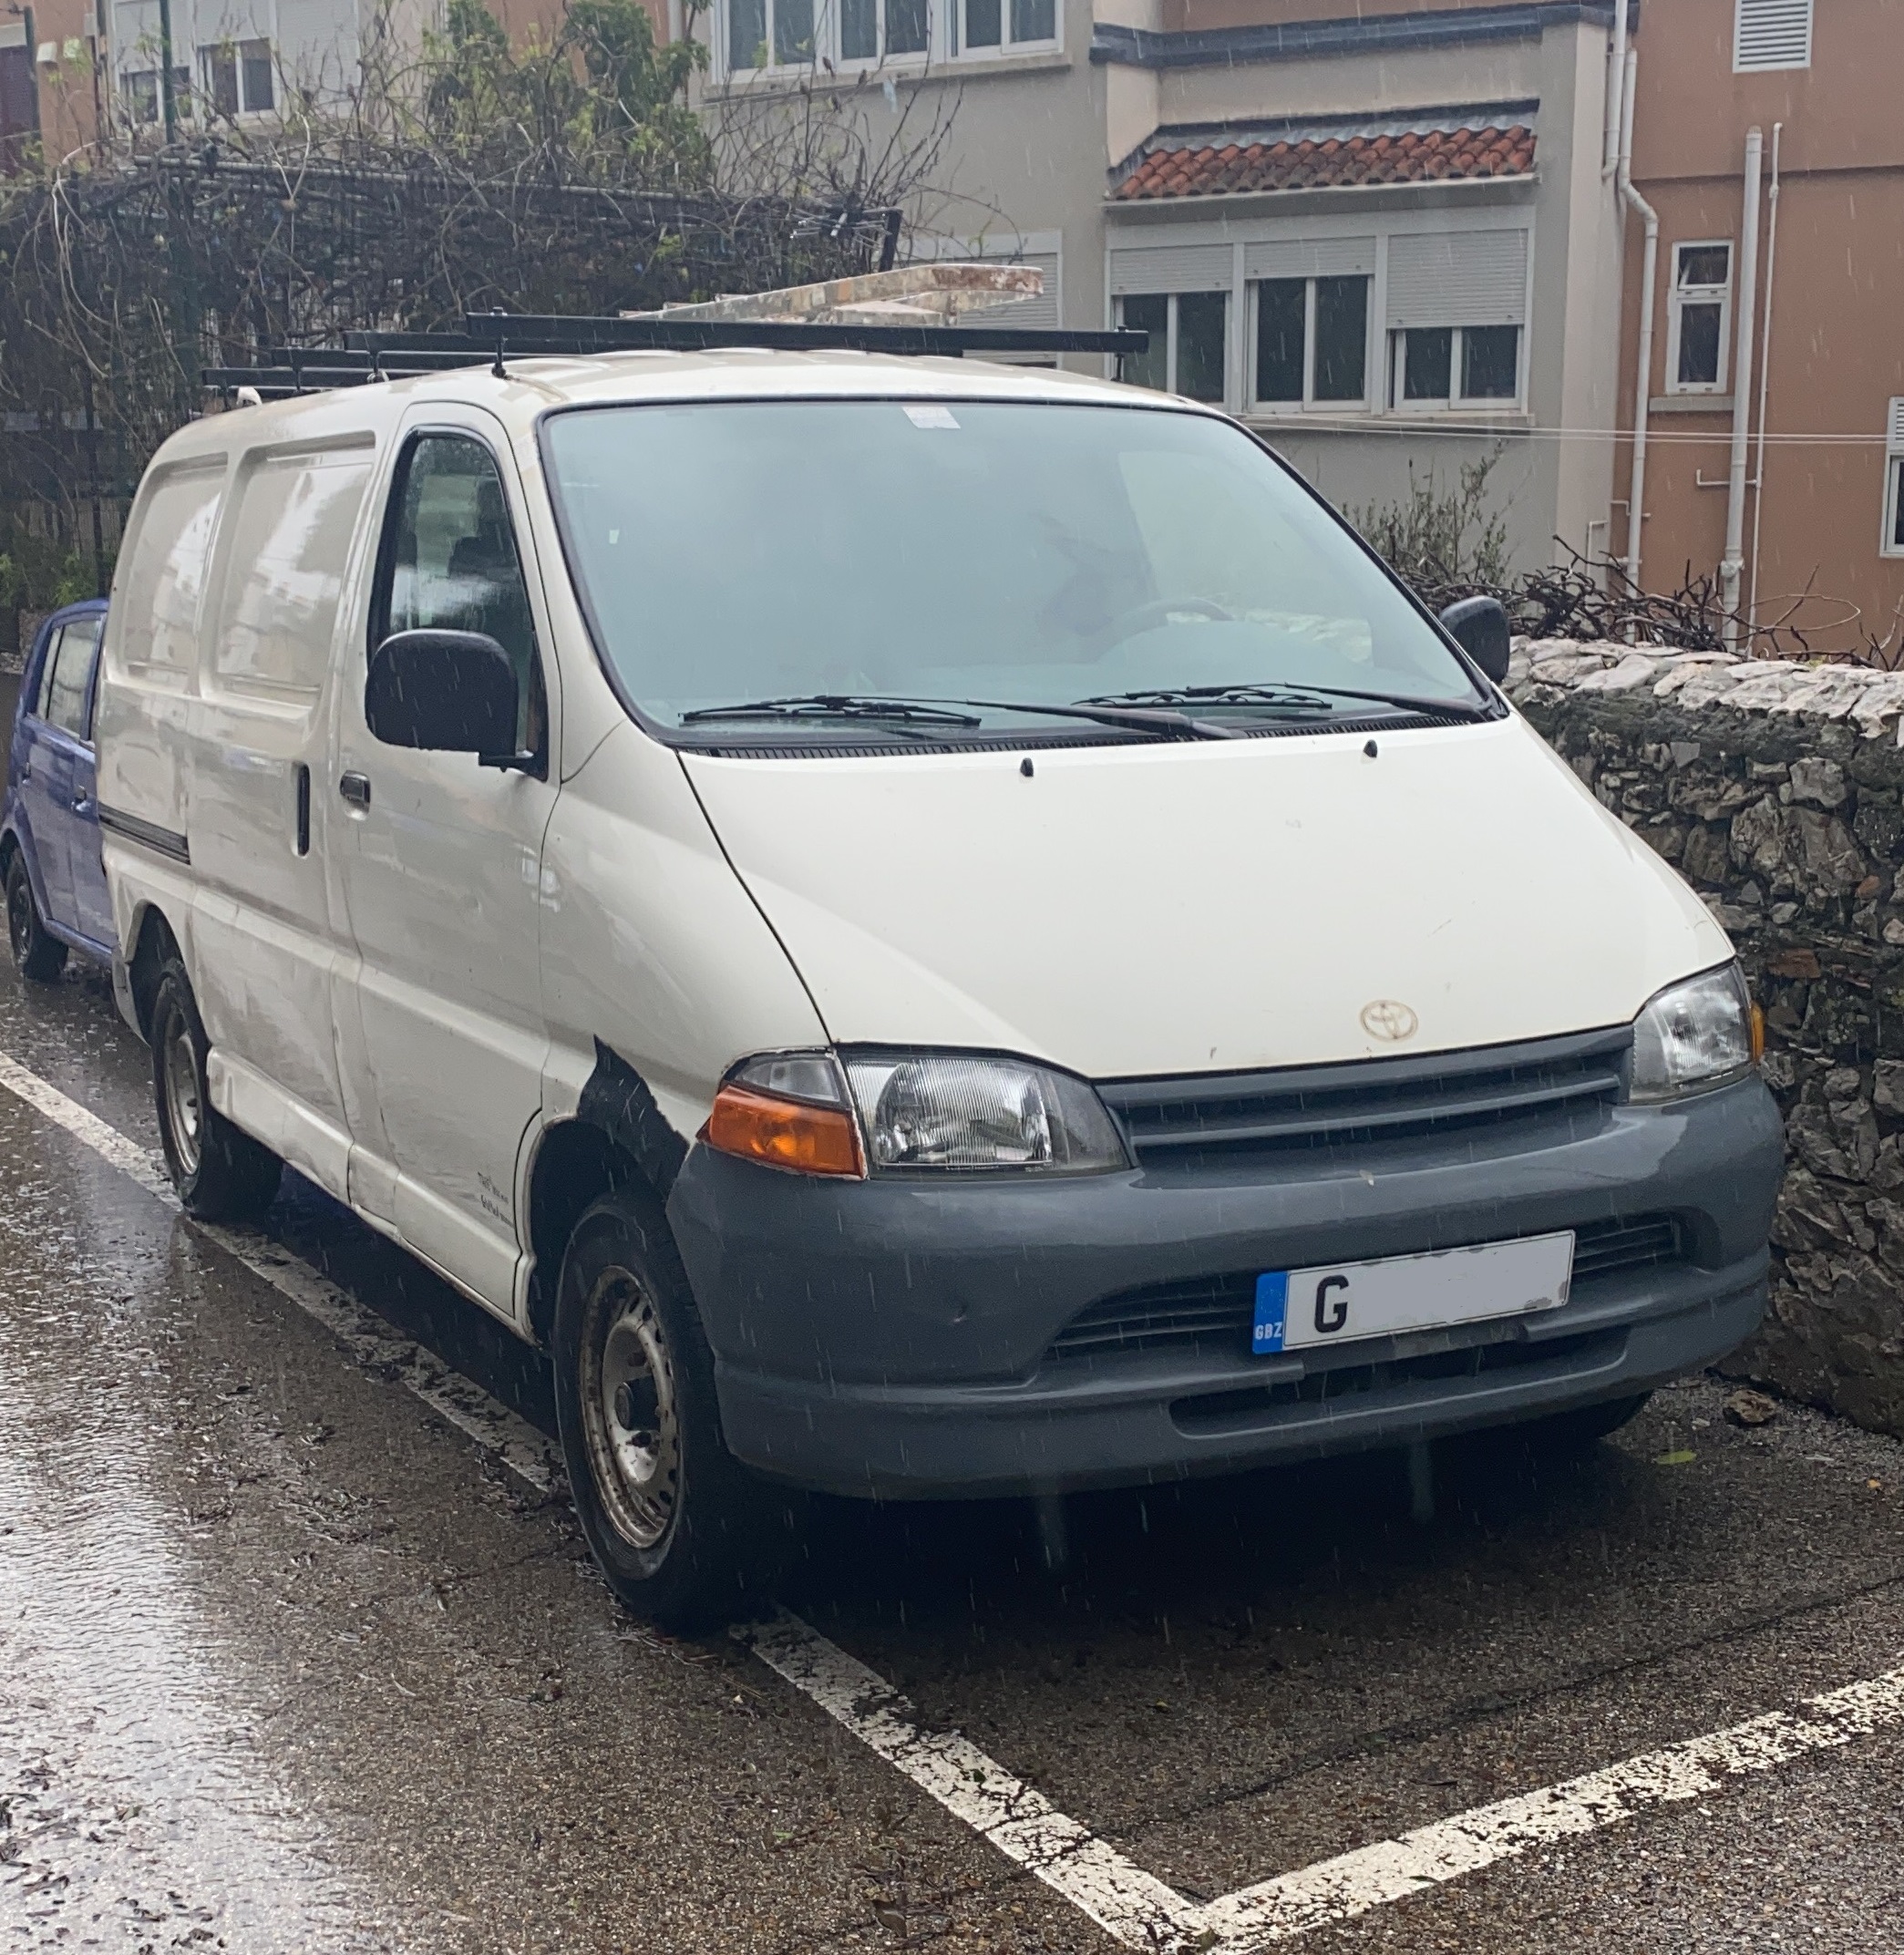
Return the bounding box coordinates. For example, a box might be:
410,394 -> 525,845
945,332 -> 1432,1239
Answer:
150,960 -> 283,1220
5,852 -> 67,983
553,1186 -> 798,1631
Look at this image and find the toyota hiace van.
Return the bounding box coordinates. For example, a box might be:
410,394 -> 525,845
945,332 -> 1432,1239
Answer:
93,341 -> 1784,1625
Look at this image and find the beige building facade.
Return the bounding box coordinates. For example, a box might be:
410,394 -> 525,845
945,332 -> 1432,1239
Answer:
1613,0 -> 1904,654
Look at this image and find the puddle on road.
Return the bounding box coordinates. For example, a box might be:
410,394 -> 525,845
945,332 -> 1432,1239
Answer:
0,1159 -> 386,1950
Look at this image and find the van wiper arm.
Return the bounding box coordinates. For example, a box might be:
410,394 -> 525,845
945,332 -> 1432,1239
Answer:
680,695 -> 984,730
951,698 -> 1240,740
1083,683 -> 1494,723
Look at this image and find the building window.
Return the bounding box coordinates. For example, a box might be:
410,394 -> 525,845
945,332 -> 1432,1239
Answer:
121,65 -> 190,122
1388,324 -> 1520,408
1251,275 -> 1369,408
1735,0 -> 1810,70
1884,400 -> 1904,559
1667,242 -> 1732,393
201,37 -> 273,112
1117,293 -> 1227,405
955,0 -> 1055,54
725,0 -> 1050,71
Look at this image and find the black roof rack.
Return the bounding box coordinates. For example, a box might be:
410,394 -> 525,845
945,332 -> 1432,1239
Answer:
202,311 -> 1149,400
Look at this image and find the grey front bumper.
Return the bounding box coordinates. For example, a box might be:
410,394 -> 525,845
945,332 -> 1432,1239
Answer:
667,1073 -> 1783,1499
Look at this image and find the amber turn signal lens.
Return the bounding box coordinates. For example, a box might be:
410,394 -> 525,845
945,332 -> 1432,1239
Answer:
704,1084 -> 865,1178
1750,1001 -> 1766,1065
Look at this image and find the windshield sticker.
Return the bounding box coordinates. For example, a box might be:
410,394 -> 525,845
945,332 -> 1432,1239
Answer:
902,405 -> 960,430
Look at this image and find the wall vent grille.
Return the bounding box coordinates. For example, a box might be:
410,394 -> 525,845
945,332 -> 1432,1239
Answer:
1734,0 -> 1811,71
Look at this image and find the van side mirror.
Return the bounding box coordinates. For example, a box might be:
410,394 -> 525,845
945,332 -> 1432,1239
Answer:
366,629 -> 520,760
1436,595 -> 1513,685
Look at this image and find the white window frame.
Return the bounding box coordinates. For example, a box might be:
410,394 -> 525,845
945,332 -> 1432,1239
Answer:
1883,400 -> 1904,561
1116,292 -> 1230,406
197,36 -> 274,117
1665,240 -> 1733,396
1247,275 -> 1374,413
1734,0 -> 1812,71
950,0 -> 1058,59
717,0 -> 1056,77
1386,324 -> 1524,412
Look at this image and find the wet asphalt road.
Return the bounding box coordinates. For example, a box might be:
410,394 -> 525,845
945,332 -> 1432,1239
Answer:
4,706 -> 1904,1950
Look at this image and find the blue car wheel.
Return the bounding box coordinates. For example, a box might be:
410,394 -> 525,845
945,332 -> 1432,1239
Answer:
5,852 -> 67,983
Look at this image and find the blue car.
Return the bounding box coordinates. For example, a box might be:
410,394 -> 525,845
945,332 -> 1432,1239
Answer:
4,599 -> 112,982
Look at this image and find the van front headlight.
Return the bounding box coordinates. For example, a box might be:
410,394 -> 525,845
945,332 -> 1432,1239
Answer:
843,1052 -> 1128,1173
1629,963 -> 1760,1101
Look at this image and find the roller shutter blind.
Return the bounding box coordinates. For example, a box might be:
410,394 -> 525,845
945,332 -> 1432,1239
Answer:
1242,237 -> 1375,282
1734,0 -> 1810,70
1888,397 -> 1904,454
1108,243 -> 1232,296
1384,230 -> 1528,329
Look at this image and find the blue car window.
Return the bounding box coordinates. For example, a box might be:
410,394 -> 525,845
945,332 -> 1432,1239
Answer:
26,625 -> 63,720
43,621 -> 97,737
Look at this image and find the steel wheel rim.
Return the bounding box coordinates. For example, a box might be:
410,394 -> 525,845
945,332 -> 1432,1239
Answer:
7,872 -> 29,961
161,1016 -> 202,1179
579,1267 -> 680,1552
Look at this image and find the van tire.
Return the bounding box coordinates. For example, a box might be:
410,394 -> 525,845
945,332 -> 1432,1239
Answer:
553,1187 -> 798,1631
6,853 -> 67,983
150,961 -> 283,1220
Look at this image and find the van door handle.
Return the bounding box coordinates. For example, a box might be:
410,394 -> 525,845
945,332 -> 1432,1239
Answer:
338,771 -> 372,809
71,794 -> 92,815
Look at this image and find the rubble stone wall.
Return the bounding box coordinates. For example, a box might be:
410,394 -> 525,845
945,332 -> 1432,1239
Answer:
1508,641 -> 1904,1436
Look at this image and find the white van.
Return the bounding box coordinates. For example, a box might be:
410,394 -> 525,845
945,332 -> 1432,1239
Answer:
94,344 -> 1783,1626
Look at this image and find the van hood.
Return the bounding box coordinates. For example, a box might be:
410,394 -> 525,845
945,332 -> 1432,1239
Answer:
680,717 -> 1731,1080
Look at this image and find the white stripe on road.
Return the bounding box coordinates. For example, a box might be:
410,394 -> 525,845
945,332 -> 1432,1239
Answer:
1200,1661 -> 1904,1948
741,1614 -> 1208,1950
4,1044 -> 1903,1953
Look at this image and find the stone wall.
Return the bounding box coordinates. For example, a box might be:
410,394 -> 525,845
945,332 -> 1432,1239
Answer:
1508,641 -> 1904,1436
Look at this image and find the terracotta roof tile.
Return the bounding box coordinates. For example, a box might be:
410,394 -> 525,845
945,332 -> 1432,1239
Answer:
1114,123 -> 1535,201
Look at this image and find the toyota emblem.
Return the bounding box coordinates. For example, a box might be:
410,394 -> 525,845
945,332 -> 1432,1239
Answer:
1360,999 -> 1419,1043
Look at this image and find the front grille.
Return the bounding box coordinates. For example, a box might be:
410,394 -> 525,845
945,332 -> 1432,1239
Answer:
1097,1027 -> 1630,1168
1170,1325 -> 1627,1433
1046,1213 -> 1684,1361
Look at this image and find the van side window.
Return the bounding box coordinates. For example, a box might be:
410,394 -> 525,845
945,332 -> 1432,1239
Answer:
117,462 -> 225,684
43,618 -> 101,738
372,435 -> 542,752
214,448 -> 373,705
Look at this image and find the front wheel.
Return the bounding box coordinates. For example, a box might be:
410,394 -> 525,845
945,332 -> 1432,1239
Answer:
5,852 -> 67,983
150,960 -> 283,1220
553,1187 -> 798,1631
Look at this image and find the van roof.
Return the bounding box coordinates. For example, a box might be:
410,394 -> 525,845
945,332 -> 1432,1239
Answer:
155,347 -> 1202,469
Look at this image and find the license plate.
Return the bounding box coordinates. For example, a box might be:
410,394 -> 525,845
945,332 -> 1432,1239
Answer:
1252,1232 -> 1574,1355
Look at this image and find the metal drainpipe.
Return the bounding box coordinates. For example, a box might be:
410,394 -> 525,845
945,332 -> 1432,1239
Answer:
1603,0 -> 1628,175
1720,126 -> 1765,650
1747,121 -> 1783,643
1617,50 -> 1658,603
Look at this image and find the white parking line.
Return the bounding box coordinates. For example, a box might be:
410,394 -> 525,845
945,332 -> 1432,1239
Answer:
1200,1662 -> 1904,1947
4,1045 -> 1903,1955
741,1614 -> 1207,1950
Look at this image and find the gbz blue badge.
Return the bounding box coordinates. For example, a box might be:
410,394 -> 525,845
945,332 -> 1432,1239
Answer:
1253,1271 -> 1289,1354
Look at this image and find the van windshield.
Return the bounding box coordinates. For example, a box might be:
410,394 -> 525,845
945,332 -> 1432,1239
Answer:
540,398 -> 1486,738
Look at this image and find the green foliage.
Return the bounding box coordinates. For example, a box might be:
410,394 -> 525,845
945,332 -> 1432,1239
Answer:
0,534 -> 100,616
1344,451 -> 1511,594
420,0 -> 708,180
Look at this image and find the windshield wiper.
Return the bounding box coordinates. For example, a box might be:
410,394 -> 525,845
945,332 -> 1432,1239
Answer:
1083,683 -> 1494,724
952,698 -> 1239,740
680,695 -> 984,731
